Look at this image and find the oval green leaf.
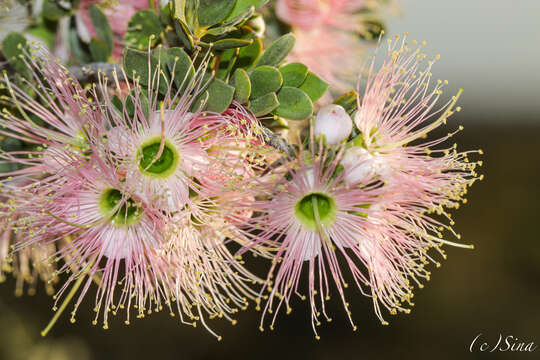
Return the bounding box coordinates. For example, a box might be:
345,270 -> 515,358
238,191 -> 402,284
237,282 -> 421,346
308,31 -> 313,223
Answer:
299,72 -> 329,102
249,92 -> 279,117
249,65 -> 283,98
166,47 -> 195,90
124,10 -> 163,50
233,69 -> 251,104
279,62 -> 308,87
274,87 -> 313,120
198,0 -> 236,27
205,78 -> 235,113
256,33 -> 295,67
89,4 -> 113,55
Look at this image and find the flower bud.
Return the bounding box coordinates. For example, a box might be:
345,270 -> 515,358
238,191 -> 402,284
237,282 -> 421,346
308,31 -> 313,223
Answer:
314,104 -> 352,145
341,146 -> 393,185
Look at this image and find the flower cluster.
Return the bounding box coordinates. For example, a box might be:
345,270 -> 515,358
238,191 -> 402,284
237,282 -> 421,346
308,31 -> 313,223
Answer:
0,27 -> 482,340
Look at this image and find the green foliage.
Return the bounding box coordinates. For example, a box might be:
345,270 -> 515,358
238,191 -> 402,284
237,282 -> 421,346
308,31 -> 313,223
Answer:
69,28 -> 91,64
42,0 -> 69,20
205,78 -> 235,113
123,48 -> 170,94
89,5 -> 113,56
173,19 -> 195,51
226,0 -> 267,21
274,87 -> 313,120
205,38 -> 253,51
232,69 -> 251,104
124,10 -> 163,50
256,33 -> 295,67
249,65 -> 283,98
89,38 -> 109,62
279,62 -> 308,87
249,92 -> 279,116
299,72 -> 329,102
333,90 -> 359,114
166,47 -> 195,90
1,32 -> 29,78
235,31 -> 262,69
198,0 -> 236,27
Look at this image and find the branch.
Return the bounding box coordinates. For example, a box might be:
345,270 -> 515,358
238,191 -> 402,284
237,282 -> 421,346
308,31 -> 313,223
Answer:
260,125 -> 295,157
68,62 -> 125,83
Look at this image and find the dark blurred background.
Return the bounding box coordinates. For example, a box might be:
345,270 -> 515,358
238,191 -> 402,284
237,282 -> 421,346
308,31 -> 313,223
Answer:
1,0 -> 539,359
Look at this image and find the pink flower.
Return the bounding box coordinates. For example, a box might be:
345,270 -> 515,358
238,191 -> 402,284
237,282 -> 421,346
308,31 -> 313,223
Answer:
0,183 -> 58,297
76,0 -> 150,60
0,46 -> 268,335
239,136 -> 395,336
347,35 -> 483,208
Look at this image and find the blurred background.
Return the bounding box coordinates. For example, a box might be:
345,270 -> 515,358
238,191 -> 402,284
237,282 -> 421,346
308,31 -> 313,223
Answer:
1,0 -> 539,359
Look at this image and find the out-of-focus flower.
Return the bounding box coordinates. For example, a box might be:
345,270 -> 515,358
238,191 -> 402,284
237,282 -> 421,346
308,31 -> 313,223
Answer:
0,0 -> 29,42
276,0 -> 381,90
0,184 -> 58,296
76,0 -> 149,60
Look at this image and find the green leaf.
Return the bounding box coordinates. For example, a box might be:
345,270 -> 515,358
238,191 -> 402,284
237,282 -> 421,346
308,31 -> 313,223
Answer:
206,38 -> 253,51
1,32 -> 28,76
123,48 -> 170,94
190,90 -> 209,113
124,10 -> 163,50
125,89 -> 150,119
26,25 -> 55,49
274,87 -> 313,120
89,38 -> 109,62
172,0 -> 187,22
249,65 -> 283,98
216,47 -> 238,79
256,33 -> 295,67
333,90 -> 358,114
198,0 -> 236,27
174,19 -> 194,52
279,62 -> 308,87
166,47 -> 195,90
205,78 -> 235,113
122,48 -> 148,85
89,5 -> 113,55
221,4 -> 255,27
235,32 -> 262,69
226,0 -> 267,21
68,29 -> 91,63
299,72 -> 329,102
184,0 -> 199,33
232,69 -> 251,104
42,0 -> 69,20
249,92 -> 279,116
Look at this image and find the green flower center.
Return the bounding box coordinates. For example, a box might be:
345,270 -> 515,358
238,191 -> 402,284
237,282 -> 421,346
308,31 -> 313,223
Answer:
294,192 -> 337,231
99,189 -> 142,226
138,137 -> 179,178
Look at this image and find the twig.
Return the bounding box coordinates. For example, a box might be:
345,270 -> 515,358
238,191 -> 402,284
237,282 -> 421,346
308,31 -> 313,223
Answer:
260,125 -> 295,157
68,62 -> 125,83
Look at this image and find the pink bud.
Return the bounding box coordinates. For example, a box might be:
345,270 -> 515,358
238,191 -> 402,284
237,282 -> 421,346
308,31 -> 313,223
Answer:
314,104 -> 352,145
